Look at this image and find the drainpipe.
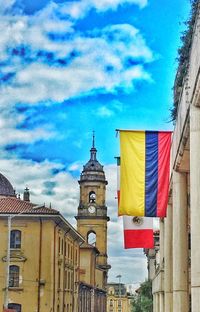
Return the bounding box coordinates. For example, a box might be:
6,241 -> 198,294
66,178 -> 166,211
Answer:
38,218 -> 42,312
53,221 -> 62,312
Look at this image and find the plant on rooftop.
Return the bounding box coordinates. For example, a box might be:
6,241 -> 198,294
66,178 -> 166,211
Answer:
170,0 -> 199,122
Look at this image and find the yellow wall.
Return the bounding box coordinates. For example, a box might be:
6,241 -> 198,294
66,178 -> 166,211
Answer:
79,247 -> 97,287
107,295 -> 131,312
0,216 -> 80,312
107,286 -> 131,312
77,218 -> 107,266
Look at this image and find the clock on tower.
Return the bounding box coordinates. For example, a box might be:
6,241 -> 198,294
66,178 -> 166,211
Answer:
75,133 -> 111,287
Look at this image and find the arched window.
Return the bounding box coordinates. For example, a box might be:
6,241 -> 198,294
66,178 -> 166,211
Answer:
8,303 -> 21,312
89,191 -> 96,203
10,230 -> 21,249
9,265 -> 20,287
87,231 -> 96,246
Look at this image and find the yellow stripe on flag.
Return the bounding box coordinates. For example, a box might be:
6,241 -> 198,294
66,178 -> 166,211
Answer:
119,131 -> 145,216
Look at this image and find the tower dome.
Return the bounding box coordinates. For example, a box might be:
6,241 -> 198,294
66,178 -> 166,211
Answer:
0,173 -> 15,197
80,133 -> 107,184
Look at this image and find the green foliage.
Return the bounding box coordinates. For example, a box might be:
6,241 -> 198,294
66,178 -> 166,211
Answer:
170,0 -> 199,122
131,280 -> 153,312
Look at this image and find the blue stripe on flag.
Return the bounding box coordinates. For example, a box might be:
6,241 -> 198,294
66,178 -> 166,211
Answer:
145,131 -> 158,217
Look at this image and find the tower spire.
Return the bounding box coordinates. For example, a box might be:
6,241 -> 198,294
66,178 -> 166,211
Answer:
90,131 -> 97,161
92,130 -> 95,148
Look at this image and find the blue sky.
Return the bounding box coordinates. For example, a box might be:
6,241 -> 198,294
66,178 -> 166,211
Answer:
0,0 -> 190,284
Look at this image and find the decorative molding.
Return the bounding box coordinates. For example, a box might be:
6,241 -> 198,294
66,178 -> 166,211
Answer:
2,250 -> 27,262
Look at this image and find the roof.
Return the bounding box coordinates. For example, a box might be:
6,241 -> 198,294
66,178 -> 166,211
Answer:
0,195 -> 85,243
0,197 -> 59,215
0,173 -> 15,197
79,137 -> 107,183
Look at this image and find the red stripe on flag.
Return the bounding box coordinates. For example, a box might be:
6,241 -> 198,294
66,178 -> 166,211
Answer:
124,229 -> 154,249
117,190 -> 120,207
157,132 -> 171,217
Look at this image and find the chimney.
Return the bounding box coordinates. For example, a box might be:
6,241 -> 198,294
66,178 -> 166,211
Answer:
23,187 -> 30,202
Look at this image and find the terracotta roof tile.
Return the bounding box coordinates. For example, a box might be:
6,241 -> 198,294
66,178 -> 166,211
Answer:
0,197 -> 59,215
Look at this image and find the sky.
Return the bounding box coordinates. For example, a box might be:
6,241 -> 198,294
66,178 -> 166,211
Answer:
0,0 -> 191,285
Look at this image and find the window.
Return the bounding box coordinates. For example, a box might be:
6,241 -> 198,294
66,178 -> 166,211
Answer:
58,268 -> 61,289
8,303 -> 21,312
68,271 -> 70,289
59,237 -> 61,254
61,238 -> 64,254
10,230 -> 21,249
71,245 -> 73,261
89,191 -> 96,203
68,243 -> 70,259
64,270 -> 67,289
75,249 -> 78,264
65,241 -> 67,257
110,299 -> 113,307
9,265 -> 20,288
87,232 -> 96,246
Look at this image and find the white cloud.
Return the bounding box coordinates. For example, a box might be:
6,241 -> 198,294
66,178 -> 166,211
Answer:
96,106 -> 114,117
0,108 -> 55,147
95,100 -> 124,118
0,0 -> 15,14
0,2 -> 154,149
0,156 -> 79,224
61,0 -> 148,20
0,23 -> 153,105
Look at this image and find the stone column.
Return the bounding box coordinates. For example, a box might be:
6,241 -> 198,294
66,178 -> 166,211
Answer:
164,204 -> 173,312
159,219 -> 164,270
159,292 -> 164,312
155,293 -> 159,312
153,294 -> 156,312
159,219 -> 165,312
172,171 -> 188,311
190,104 -> 200,311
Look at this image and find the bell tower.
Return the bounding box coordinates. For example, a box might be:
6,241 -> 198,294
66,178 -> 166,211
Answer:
76,133 -> 110,287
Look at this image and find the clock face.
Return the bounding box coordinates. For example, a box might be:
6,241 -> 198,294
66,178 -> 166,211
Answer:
88,205 -> 96,214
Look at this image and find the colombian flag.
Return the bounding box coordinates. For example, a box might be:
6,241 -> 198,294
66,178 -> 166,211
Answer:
117,157 -> 154,248
119,130 -> 172,217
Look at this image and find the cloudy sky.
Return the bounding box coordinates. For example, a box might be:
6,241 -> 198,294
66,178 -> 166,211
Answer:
0,0 -> 190,284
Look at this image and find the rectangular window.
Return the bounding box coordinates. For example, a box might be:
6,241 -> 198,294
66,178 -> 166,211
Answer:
65,241 -> 67,257
9,265 -> 20,287
68,271 -> 70,290
71,245 -> 73,261
59,237 -> 61,254
10,230 -> 21,249
68,243 -> 70,260
58,268 -> 61,289
61,238 -> 64,255
64,270 -> 67,290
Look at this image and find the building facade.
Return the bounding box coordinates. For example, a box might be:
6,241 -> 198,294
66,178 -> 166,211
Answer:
107,283 -> 131,312
150,2 -> 200,312
76,136 -> 111,312
0,179 -> 84,312
0,138 -> 110,312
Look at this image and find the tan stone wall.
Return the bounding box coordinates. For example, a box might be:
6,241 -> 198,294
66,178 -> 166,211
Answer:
80,180 -> 106,206
0,217 -> 80,312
